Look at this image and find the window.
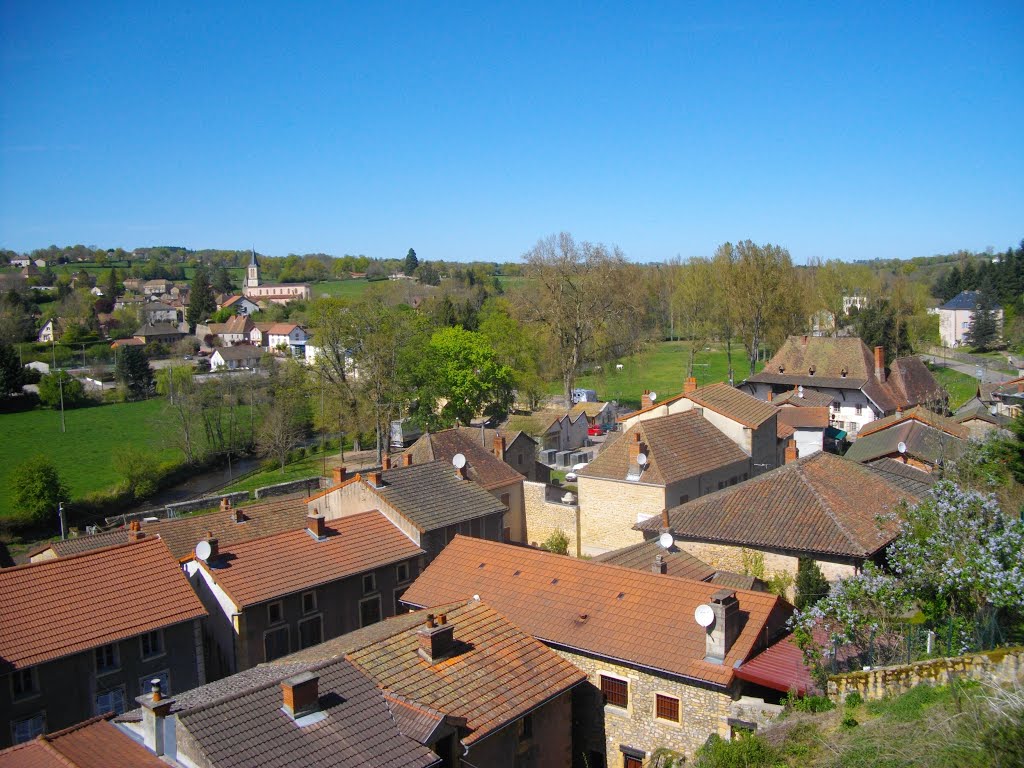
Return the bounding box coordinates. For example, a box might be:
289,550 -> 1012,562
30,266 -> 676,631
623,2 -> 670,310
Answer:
624,756 -> 643,768
717,481 -> 725,490
855,405 -> 863,416
10,668 -> 37,700
298,616 -> 323,649
655,693 -> 680,722
96,686 -> 126,716
600,674 -> 628,709
302,591 -> 317,615
139,630 -> 164,659
395,562 -> 410,584
11,713 -> 45,745
264,627 -> 290,662
360,595 -> 382,627
679,494 -> 689,505
517,453 -> 523,465
362,573 -> 377,594
95,643 -> 119,674
267,601 -> 284,625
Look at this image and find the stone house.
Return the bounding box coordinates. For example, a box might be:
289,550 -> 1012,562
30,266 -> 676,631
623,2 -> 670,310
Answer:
465,425 -> 550,483
140,300 -> 179,324
843,406 -> 968,472
768,388 -> 832,457
132,321 -> 188,345
569,400 -> 618,431
184,511 -> 424,677
219,294 -> 260,316
404,428 -> 528,543
306,460 -> 507,563
0,537 -> 207,747
402,536 -> 793,766
143,279 -> 172,296
953,399 -> 1012,439
741,336 -> 944,440
939,290 -> 1003,348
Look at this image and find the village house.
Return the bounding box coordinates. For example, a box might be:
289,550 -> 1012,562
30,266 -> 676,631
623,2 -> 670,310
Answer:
0,537 -> 207,747
0,714 -> 168,767
460,425 -> 551,483
184,511 -> 425,676
140,299 -> 179,324
242,250 -> 312,304
512,409 -> 590,453
938,290 -> 1003,348
741,335 -> 944,439
634,451 -> 932,587
402,536 -> 793,765
263,322 -> 309,356
36,318 -> 64,343
569,400 -> 618,431
218,293 -> 260,315
767,387 -> 832,457
843,406 -> 968,472
132,321 -> 188,345
27,527 -> 134,563
202,313 -> 255,345
143,278 -> 172,297
209,345 -> 264,371
122,277 -> 144,293
306,460 -> 507,562
954,398 -> 1012,439
593,536 -> 767,591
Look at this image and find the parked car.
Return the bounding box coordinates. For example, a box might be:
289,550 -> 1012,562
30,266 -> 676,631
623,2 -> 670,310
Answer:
565,462 -> 589,482
587,424 -> 606,436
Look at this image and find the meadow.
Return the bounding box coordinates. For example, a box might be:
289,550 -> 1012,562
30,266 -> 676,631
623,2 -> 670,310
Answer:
927,364 -> 978,410
308,279 -> 374,299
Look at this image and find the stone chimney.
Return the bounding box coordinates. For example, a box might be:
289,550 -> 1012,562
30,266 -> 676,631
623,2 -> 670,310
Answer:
307,513 -> 326,541
382,454 -> 392,471
402,453 -> 413,467
418,613 -> 455,664
641,389 -> 653,410
684,376 -> 698,394
785,439 -> 798,464
205,536 -> 219,560
332,466 -> 346,485
281,672 -> 320,720
874,345 -> 886,384
704,589 -> 741,664
653,554 -> 667,574
136,680 -> 174,756
493,435 -> 506,460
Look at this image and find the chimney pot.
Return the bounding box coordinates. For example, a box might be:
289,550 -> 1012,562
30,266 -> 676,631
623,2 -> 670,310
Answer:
233,507 -> 244,524
402,453 -> 413,467
785,439 -> 798,463
382,454 -> 392,471
438,613 -> 447,625
767,390 -> 773,402
418,620 -> 455,664
220,497 -> 231,512
641,389 -> 653,410
368,471 -> 383,488
493,435 -> 506,460
332,466 -> 346,485
281,673 -> 320,720
684,376 -> 698,394
874,345 -> 886,384
307,514 -> 326,540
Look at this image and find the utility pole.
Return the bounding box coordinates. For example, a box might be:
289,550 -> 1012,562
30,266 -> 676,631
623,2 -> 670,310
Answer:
58,369 -> 66,433
58,501 -> 66,540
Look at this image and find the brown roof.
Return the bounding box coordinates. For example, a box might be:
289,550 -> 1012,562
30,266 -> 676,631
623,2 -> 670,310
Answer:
776,406 -> 830,429
403,429 -> 524,490
27,529 -> 131,559
856,406 -> 969,439
223,315 -> 253,334
346,601 -> 586,745
569,401 -> 612,419
887,356 -> 947,408
771,388 -> 834,407
636,452 -> 924,559
0,715 -> 168,768
0,538 -> 206,670
592,538 -> 717,581
844,421 -> 967,467
734,634 -> 815,696
686,383 -> 778,427
580,411 -> 749,486
194,511 -> 423,608
776,421 -> 796,440
139,494 -> 309,560
402,536 -> 792,688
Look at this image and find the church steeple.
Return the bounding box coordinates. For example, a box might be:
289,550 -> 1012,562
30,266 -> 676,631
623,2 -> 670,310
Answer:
246,248 -> 260,289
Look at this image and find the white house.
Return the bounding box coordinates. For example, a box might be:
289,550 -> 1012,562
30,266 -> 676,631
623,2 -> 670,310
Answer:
220,295 -> 260,316
10,257 -> 30,268
141,300 -> 179,324
37,318 -> 61,343
265,323 -> 308,356
210,345 -> 264,371
938,290 -> 1003,348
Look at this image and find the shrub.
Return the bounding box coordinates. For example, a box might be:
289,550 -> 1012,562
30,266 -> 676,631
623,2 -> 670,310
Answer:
844,691 -> 864,708
782,694 -> 835,714
841,715 -> 859,729
693,732 -> 779,768
10,455 -> 68,530
540,529 -> 570,555
795,557 -> 830,609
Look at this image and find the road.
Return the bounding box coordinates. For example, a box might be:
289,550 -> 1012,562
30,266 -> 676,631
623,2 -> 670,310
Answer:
919,354 -> 1016,385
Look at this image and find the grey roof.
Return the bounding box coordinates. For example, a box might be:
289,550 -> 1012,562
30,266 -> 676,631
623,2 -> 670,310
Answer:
592,539 -> 717,581
27,529 -> 130,559
954,399 -> 1012,427
844,421 -> 966,466
214,345 -> 264,361
377,461 -> 507,532
864,459 -> 939,494
940,290 -> 1000,311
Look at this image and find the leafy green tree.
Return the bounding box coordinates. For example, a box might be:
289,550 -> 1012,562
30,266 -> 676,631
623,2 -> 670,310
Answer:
478,298 -> 545,408
38,370 -> 89,409
965,290 -> 999,351
416,261 -> 440,286
212,265 -> 235,294
11,455 -> 68,528
187,265 -> 217,327
0,342 -> 24,399
111,446 -> 158,500
403,248 -> 418,277
795,557 -> 830,610
540,529 -> 570,555
115,346 -> 154,400
854,300 -> 913,360
105,267 -> 120,299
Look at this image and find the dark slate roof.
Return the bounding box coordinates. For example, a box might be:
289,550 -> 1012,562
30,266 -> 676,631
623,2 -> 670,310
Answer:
954,400 -> 1011,426
173,658 -> 440,768
636,452 -> 925,559
939,290 -> 1000,310
214,345 -> 264,361
403,429 -> 524,490
592,538 -> 717,581
580,411 -> 749,486
864,459 -> 939,494
844,422 -> 966,466
376,461 -> 507,532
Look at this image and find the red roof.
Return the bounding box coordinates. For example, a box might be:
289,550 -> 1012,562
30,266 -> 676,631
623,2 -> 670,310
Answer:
0,715 -> 168,768
734,634 -> 815,695
0,537 -> 206,669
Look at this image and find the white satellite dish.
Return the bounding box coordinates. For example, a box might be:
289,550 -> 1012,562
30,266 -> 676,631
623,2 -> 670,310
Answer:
897,441 -> 907,454
195,540 -> 212,562
649,392 -> 658,402
694,604 -> 715,628
452,453 -> 467,469
637,453 -> 648,466
658,531 -> 674,549
798,385 -> 804,398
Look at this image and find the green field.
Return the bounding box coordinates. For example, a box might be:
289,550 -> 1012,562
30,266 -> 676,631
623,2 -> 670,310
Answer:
222,448 -> 336,494
927,364 -> 979,410
549,341 -> 764,408
0,400 -> 178,517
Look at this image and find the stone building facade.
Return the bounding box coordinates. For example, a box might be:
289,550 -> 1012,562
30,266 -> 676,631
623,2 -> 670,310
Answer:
523,480 -> 580,554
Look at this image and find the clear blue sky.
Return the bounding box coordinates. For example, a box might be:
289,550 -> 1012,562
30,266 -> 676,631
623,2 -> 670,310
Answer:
1,2 -> 1021,264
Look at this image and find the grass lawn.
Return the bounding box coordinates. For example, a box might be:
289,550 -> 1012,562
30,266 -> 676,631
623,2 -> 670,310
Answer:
0,399 -> 178,517
927,364 -> 978,410
222,447 -> 336,495
309,279 -> 373,299
547,341 -> 765,408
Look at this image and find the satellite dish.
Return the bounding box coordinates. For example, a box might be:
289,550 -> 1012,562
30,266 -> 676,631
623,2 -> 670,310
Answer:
195,540 -> 212,562
637,453 -> 648,466
694,604 -> 715,628
897,441 -> 907,454
452,453 -> 467,469
797,385 -> 804,398
658,531 -> 674,549
650,392 -> 658,402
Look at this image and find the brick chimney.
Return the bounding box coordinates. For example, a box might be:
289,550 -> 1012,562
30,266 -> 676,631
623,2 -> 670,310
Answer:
785,439 -> 798,463
382,453 -> 392,471
418,613 -> 455,664
704,589 -> 741,664
136,680 -> 174,756
367,471 -> 383,488
493,435 -> 506,460
205,536 -> 219,560
874,345 -> 886,384
684,376 -> 698,394
767,390 -> 773,402
306,513 -> 326,540
127,520 -> 145,541
402,453 -> 413,467
653,554 -> 667,574
233,507 -> 245,524
332,466 -> 346,485
628,432 -> 641,465
220,497 -> 231,513
281,672 -> 320,720
641,389 -> 653,409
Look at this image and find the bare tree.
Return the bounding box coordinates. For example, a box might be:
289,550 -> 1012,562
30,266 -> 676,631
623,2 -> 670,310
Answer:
257,406 -> 305,470
673,257 -> 716,377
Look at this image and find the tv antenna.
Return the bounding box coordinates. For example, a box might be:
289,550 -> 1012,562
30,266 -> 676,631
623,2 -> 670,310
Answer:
897,441 -> 907,455
649,392 -> 657,402
637,453 -> 648,467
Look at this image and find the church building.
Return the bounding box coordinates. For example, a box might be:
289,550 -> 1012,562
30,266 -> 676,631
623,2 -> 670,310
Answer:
242,249 -> 312,304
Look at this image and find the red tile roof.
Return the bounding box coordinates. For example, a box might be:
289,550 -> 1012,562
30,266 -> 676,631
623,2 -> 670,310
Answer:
856,405 -> 968,439
0,538 -> 206,670
776,406 -> 830,429
734,634 -> 815,696
194,511 -> 423,608
403,429 -> 524,490
402,537 -> 791,688
0,715 -> 168,768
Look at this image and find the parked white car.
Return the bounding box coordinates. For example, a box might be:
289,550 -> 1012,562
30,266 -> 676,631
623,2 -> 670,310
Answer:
564,462 -> 589,482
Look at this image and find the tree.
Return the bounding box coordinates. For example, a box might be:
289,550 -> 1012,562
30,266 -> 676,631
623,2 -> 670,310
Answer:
0,342 -> 24,399
854,300 -> 913,360
212,265 -> 235,294
409,326 -> 515,430
11,455 -> 68,527
403,248 -> 419,277
965,290 -> 999,351
478,298 -> 545,408
518,232 -> 646,407
111,446 -> 158,500
38,370 -> 89,409
794,558 -> 830,610
724,241 -> 796,375
186,265 -> 217,327
673,257 -> 716,377
115,346 -> 154,400
105,267 -> 120,299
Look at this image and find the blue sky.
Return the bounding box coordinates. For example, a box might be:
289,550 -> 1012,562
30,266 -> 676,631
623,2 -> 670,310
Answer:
1,2 -> 1021,264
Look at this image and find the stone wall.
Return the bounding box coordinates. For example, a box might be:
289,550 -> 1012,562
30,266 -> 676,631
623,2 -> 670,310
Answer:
523,481 -> 579,555
165,491 -> 250,518
576,478 -> 663,555
253,476 -> 324,499
829,647 -> 1024,703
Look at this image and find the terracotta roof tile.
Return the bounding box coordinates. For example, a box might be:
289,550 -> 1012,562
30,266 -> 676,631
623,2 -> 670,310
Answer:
403,429 -> 524,490
856,406 -> 968,439
195,511 -> 423,608
845,422 -> 966,466
686,383 -> 778,427
771,389 -> 834,408
0,538 -> 206,670
592,539 -> 717,582
0,715 -> 168,768
402,537 -> 791,688
27,529 -> 131,560
776,406 -> 830,429
734,634 -> 815,696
